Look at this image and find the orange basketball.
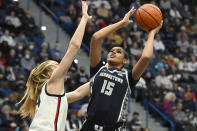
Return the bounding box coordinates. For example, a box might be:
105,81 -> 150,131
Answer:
136,4 -> 162,31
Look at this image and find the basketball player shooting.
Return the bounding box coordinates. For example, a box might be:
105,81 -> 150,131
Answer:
67,6 -> 163,131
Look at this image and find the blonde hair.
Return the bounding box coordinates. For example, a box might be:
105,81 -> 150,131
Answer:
18,60 -> 58,118
164,92 -> 176,102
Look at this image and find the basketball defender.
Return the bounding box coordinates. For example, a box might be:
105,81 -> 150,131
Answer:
18,1 -> 91,130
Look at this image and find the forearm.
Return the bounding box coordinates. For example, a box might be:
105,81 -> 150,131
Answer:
69,16 -> 88,49
141,32 -> 155,59
93,20 -> 126,40
66,82 -> 90,104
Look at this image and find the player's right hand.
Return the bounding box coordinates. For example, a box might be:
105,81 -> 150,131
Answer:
82,0 -> 92,21
150,20 -> 163,34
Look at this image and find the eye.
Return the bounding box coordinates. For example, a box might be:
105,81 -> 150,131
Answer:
117,50 -> 121,53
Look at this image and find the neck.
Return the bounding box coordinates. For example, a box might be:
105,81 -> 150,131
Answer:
108,63 -> 122,69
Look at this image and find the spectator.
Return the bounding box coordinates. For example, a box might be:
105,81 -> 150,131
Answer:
185,112 -> 197,130
20,49 -> 36,72
0,50 -> 6,67
184,85 -> 196,101
171,0 -> 182,8
129,112 -> 144,131
0,67 -> 8,92
15,42 -> 25,59
160,0 -> 171,10
183,19 -> 196,35
172,82 -> 184,100
153,34 -> 165,55
1,20 -> 16,34
25,24 -> 44,40
96,3 -> 109,19
190,39 -> 197,56
169,6 -> 182,19
0,105 -> 17,130
163,92 -> 176,115
15,73 -> 26,92
155,68 -> 173,89
143,71 -> 153,86
6,48 -> 20,69
154,59 -> 169,71
188,55 -> 197,73
66,3 -> 77,21
2,92 -> 17,110
167,55 -> 176,67
50,42 -> 64,58
173,102 -> 188,131
129,41 -> 142,60
0,29 -> 15,47
180,4 -> 192,19
4,66 -> 16,83
176,27 -> 189,53
182,93 -> 196,113
167,66 -> 181,82
76,66 -> 89,86
107,32 -> 123,46
178,56 -> 189,72
66,110 -> 82,131
22,10 -> 35,28
15,33 -> 28,45
5,10 -> 21,28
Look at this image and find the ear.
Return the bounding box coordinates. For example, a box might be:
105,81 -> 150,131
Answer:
123,58 -> 128,64
48,71 -> 52,77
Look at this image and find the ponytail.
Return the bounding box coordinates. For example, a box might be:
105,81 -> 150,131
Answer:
18,60 -> 58,118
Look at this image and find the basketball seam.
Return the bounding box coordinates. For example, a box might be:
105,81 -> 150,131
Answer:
140,8 -> 160,26
145,7 -> 161,24
138,9 -> 151,30
147,5 -> 162,17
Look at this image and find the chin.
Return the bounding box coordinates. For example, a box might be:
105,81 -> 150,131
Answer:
107,60 -> 117,66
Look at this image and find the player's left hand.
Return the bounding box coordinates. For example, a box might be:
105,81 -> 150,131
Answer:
122,7 -> 136,25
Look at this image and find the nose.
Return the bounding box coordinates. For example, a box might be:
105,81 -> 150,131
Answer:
111,50 -> 116,54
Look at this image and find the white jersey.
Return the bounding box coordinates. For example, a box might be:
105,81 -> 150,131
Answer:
29,82 -> 68,131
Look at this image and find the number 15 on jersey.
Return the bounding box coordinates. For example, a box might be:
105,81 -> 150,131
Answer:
101,80 -> 115,96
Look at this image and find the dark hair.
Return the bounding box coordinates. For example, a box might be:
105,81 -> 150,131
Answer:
133,112 -> 139,116
107,45 -> 128,59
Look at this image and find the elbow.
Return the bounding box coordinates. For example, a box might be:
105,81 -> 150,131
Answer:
92,33 -> 101,41
141,55 -> 152,60
70,42 -> 80,50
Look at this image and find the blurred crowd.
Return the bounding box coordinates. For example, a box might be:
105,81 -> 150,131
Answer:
0,0 -> 197,130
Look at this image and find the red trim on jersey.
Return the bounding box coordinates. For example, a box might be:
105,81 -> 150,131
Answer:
54,97 -> 61,131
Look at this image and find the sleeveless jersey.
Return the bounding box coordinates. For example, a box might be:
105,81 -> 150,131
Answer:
29,82 -> 68,131
87,62 -> 139,125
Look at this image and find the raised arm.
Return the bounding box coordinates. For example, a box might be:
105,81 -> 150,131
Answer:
132,21 -> 163,80
90,7 -> 136,68
66,82 -> 90,104
48,1 -> 92,94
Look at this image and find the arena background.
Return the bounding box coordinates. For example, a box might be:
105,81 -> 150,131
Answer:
0,0 -> 197,131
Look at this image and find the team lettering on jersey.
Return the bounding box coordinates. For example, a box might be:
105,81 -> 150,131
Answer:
99,72 -> 123,84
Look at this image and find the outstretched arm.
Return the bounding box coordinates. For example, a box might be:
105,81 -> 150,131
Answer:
132,21 -> 163,80
48,1 -> 92,95
90,7 -> 136,68
66,82 -> 90,104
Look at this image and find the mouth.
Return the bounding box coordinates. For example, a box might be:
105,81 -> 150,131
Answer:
110,54 -> 116,58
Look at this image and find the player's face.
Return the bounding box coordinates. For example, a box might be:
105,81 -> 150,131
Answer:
107,47 -> 127,67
